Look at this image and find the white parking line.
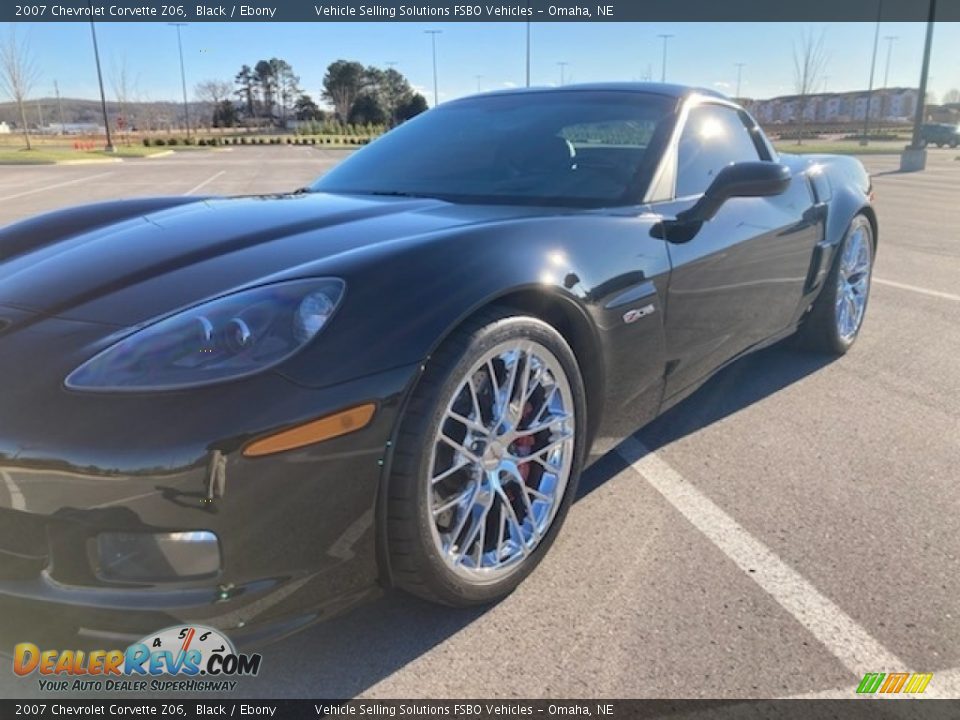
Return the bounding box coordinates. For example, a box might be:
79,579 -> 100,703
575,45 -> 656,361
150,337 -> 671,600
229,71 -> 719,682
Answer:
615,436 -> 904,678
0,469 -> 26,511
0,172 -> 114,203
874,278 -> 960,303
183,170 -> 226,195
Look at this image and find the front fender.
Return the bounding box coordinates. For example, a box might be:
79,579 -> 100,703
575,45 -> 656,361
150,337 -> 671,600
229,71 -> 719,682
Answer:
277,212 -> 672,443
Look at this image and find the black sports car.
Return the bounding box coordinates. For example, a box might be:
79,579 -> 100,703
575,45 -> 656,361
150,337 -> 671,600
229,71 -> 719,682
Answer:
0,84 -> 876,643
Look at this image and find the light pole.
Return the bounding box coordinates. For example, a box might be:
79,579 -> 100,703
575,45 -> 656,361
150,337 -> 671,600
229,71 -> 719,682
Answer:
901,0 -> 936,171
734,62 -> 746,99
475,74 -> 483,93
882,35 -> 898,88
877,35 -> 898,133
525,21 -> 531,88
657,34 -> 674,83
557,61 -> 568,86
54,80 -> 66,135
89,20 -> 114,152
861,0 -> 882,145
168,23 -> 190,138
424,30 -> 441,107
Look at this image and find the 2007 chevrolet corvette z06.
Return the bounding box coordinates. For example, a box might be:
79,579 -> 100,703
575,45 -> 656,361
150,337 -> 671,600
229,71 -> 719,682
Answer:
0,84 -> 876,641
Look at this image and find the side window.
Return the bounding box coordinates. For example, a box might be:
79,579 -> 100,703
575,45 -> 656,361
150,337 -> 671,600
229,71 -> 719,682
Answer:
675,104 -> 762,198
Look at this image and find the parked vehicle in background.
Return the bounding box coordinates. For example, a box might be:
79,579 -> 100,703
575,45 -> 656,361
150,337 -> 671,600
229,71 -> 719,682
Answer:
920,122 -> 960,148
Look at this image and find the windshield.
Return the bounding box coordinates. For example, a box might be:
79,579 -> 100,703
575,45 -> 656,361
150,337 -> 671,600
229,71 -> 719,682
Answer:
309,90 -> 679,207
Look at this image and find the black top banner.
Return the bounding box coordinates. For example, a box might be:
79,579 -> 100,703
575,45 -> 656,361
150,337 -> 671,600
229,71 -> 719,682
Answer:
5,0 -> 958,23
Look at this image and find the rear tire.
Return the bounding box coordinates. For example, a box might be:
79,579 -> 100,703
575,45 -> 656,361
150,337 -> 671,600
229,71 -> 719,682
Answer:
386,308 -> 587,606
797,214 -> 874,355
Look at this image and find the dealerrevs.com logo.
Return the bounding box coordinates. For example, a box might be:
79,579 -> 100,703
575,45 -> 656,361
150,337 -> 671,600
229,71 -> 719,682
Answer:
13,625 -> 262,693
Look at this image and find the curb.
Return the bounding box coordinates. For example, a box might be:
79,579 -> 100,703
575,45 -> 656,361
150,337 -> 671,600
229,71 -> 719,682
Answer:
145,150 -> 175,159
56,157 -> 124,165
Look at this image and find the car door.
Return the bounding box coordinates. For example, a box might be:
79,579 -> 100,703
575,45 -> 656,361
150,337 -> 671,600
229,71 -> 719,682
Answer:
657,102 -> 821,401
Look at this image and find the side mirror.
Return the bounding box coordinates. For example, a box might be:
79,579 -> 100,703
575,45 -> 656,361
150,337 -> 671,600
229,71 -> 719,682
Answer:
676,162 -> 792,225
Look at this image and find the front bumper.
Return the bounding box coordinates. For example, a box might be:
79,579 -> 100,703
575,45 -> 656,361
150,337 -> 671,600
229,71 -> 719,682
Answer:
0,308 -> 421,645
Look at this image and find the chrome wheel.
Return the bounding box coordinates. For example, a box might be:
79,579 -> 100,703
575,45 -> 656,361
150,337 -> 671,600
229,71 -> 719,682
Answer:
427,339 -> 575,584
835,222 -> 872,342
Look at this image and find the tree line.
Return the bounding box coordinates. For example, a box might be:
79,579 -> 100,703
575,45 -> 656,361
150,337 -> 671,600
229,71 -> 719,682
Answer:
194,57 -> 428,130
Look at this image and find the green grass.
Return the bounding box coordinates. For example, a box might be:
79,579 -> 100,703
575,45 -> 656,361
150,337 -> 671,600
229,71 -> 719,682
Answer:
774,141 -> 906,156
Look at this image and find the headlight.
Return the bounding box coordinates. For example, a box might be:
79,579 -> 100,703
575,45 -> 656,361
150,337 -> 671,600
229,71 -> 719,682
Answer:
66,278 -> 345,391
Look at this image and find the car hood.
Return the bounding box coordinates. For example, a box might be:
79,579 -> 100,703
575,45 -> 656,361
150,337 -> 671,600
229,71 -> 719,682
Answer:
0,192 -> 546,326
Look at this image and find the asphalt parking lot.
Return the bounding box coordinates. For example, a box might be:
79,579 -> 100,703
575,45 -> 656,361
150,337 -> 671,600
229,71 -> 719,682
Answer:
0,146 -> 958,700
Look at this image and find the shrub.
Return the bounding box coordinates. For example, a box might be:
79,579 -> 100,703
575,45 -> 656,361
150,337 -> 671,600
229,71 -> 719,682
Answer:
310,138 -> 316,145
142,137 -> 152,147
240,137 -> 247,145
167,137 -> 179,146
153,138 -> 166,147
183,137 -> 194,146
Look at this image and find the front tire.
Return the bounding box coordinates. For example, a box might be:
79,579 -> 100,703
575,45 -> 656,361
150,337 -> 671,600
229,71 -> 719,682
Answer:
798,214 -> 874,354
386,308 -> 587,606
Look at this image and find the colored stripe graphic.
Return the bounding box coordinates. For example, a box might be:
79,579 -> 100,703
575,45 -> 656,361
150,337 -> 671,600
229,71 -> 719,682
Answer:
856,672 -> 932,694
880,673 -> 909,693
856,673 -> 885,694
904,673 -> 933,694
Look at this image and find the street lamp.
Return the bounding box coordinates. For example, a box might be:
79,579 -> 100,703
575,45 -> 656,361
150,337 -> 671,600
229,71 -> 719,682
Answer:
735,62 -> 746,99
54,79 -> 66,135
861,0 -> 882,145
424,30 -> 442,107
882,35 -> 898,88
475,74 -> 483,93
88,20 -> 114,152
168,23 -> 190,139
557,61 -> 568,86
657,34 -> 674,83
901,0 -> 937,171
877,35 -> 899,133
525,21 -> 531,88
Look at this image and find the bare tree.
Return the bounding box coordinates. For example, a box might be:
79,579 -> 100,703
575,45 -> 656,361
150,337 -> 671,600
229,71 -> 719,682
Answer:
0,28 -> 41,149
110,55 -> 137,123
792,29 -> 829,145
943,88 -> 960,105
195,79 -> 233,128
195,79 -> 232,105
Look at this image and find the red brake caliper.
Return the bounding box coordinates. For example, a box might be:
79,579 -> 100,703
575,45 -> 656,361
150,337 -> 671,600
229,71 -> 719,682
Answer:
513,402 -> 536,485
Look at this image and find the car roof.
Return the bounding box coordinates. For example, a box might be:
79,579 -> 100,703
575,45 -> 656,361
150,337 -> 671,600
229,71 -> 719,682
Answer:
455,82 -> 727,103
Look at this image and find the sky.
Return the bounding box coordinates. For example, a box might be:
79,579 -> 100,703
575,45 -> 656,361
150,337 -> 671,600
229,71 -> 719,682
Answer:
8,21 -> 960,108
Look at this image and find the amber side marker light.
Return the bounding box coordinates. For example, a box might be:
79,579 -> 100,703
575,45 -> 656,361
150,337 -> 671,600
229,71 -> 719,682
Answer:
243,403 -> 376,458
